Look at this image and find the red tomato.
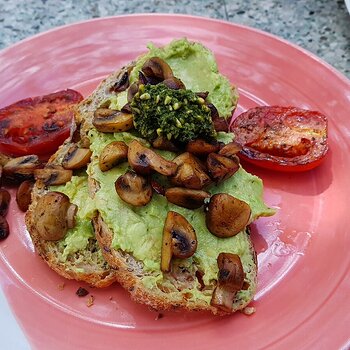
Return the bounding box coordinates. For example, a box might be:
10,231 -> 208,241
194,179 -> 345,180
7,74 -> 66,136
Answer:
0,89 -> 83,157
230,106 -> 328,172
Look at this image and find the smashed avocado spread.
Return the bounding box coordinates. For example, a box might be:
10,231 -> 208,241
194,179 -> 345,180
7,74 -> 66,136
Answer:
131,84 -> 216,143
109,38 -> 238,118
87,130 -> 275,304
50,175 -> 95,261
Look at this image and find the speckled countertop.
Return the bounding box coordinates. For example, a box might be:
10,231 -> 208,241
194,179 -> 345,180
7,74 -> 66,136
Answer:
1,0 -> 349,77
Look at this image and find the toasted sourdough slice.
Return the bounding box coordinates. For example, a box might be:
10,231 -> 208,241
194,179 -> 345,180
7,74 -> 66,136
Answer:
73,38 -> 275,314
25,137 -> 118,288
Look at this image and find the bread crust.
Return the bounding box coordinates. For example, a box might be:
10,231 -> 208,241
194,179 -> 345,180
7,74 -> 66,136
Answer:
25,125 -> 118,288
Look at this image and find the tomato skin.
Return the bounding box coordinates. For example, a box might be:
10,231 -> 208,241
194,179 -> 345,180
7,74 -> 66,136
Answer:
230,106 -> 329,172
0,89 -> 83,157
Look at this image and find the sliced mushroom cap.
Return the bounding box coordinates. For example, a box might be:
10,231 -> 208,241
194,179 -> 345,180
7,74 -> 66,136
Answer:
128,140 -> 178,176
205,193 -> 251,238
34,167 -> 72,186
207,103 -> 229,132
152,136 -> 180,152
0,216 -> 10,240
34,192 -> 77,241
165,187 -> 210,209
93,108 -> 134,133
186,139 -> 221,157
171,152 -> 211,190
62,145 -> 92,170
16,180 -> 34,212
161,211 -> 197,272
151,180 -> 166,196
127,82 -> 140,102
162,77 -> 186,90
218,141 -> 242,159
3,155 -> 42,182
99,141 -> 128,172
142,57 -> 174,81
111,70 -> 129,93
115,170 -> 152,206
206,153 -> 239,182
0,189 -> 11,216
196,91 -> 209,100
210,253 -> 245,313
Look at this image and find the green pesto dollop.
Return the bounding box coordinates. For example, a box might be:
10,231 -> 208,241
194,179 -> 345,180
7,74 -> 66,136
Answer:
131,83 -> 216,143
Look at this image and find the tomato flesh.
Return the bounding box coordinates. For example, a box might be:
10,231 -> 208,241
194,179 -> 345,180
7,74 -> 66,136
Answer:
0,89 -> 83,157
230,106 -> 328,172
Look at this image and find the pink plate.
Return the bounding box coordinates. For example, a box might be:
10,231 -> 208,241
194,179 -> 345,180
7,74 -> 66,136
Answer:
0,14 -> 349,350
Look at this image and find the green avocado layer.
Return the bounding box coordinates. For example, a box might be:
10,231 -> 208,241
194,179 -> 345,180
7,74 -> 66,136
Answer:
51,175 -> 96,261
87,130 -> 274,303
110,38 -> 238,118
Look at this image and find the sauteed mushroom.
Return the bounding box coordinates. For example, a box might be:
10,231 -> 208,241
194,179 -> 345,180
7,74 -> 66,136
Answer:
205,193 -> 251,238
171,152 -> 211,189
62,145 -> 92,170
99,141 -> 128,172
165,187 -> 210,209
16,180 -> 34,212
0,216 -> 10,241
34,166 -> 72,186
127,82 -> 140,102
161,211 -> 197,273
93,108 -> 134,133
162,77 -> 185,90
0,189 -> 11,216
218,141 -> 242,159
207,103 -> 229,132
152,136 -> 179,152
141,57 -> 174,82
115,170 -> 152,206
111,70 -> 129,93
210,253 -> 245,313
206,153 -> 239,182
3,155 -> 42,182
34,192 -> 77,241
186,139 -> 221,157
128,140 -> 177,176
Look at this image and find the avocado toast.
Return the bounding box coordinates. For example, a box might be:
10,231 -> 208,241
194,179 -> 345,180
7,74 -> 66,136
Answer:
25,134 -> 118,287
74,39 -> 274,314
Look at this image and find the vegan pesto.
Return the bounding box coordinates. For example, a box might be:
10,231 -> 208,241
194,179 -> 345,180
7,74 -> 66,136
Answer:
131,83 -> 217,143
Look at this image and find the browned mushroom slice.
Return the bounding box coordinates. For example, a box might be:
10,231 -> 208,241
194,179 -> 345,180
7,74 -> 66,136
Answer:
0,189 -> 11,216
210,253 -> 245,313
62,145 -> 92,170
128,140 -> 177,176
152,136 -> 179,152
115,170 -> 152,206
218,141 -> 242,159
16,180 -> 34,212
127,82 -> 140,103
151,179 -> 166,196
142,57 -> 174,82
0,216 -> 10,240
99,141 -> 128,172
161,211 -> 197,272
165,187 -> 210,209
93,108 -> 134,133
186,139 -> 221,157
34,192 -> 77,241
162,77 -> 185,90
205,193 -> 251,238
111,70 -> 129,93
207,103 -> 229,132
3,155 -> 42,182
34,167 -> 72,186
171,152 -> 211,190
206,153 -> 239,182
196,91 -> 209,100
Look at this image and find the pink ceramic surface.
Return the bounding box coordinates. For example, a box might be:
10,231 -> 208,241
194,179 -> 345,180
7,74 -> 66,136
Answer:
0,14 -> 349,350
